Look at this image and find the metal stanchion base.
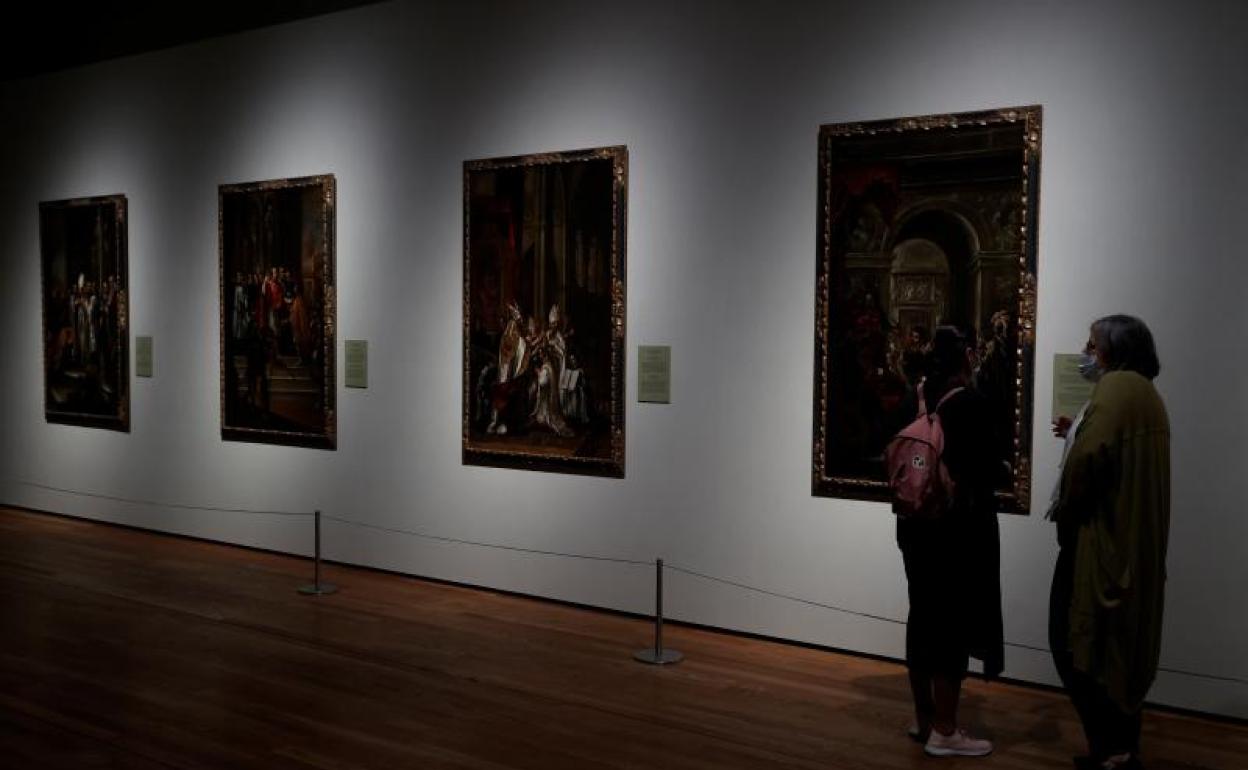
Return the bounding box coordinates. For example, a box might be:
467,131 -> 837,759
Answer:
634,648 -> 684,665
298,583 -> 339,596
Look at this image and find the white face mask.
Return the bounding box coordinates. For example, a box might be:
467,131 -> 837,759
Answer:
1077,351 -> 1102,382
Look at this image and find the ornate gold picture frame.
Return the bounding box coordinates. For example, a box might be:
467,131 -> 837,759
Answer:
219,175 -> 336,449
463,146 -> 627,477
40,194 -> 130,431
812,106 -> 1041,512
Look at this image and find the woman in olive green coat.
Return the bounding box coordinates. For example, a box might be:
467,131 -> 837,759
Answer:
1050,315 -> 1169,770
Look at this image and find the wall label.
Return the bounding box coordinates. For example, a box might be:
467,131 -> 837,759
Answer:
135,336 -> 153,378
345,340 -> 368,389
1052,353 -> 1094,421
638,345 -> 671,404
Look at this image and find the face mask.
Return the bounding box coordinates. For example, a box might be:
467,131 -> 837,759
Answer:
1077,352 -> 1101,382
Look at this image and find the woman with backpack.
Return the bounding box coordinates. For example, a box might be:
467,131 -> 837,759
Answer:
896,326 -> 1005,757
1049,315 -> 1169,770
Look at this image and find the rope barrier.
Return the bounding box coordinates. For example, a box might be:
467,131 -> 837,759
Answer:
8,478 -> 311,518
1154,667 -> 1248,686
4,477 -> 1245,686
665,562 -> 1248,687
321,514 -> 652,567
666,563 -> 907,626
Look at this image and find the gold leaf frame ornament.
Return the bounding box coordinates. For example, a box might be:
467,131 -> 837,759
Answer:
218,174 -> 336,449
39,194 -> 131,431
463,146 -> 627,478
812,106 -> 1041,513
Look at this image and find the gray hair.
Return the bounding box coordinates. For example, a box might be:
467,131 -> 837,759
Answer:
1091,315 -> 1160,380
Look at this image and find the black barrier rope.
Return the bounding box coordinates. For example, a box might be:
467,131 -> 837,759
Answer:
321,514 -> 652,567
5,477 -> 1245,687
1155,667 -> 1248,686
665,562 -> 1248,687
666,563 -> 907,626
8,478 -> 311,518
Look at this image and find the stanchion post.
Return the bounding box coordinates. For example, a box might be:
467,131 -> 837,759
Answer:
298,509 -> 338,596
634,558 -> 683,665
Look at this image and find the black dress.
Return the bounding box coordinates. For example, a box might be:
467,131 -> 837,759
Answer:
896,386 -> 1005,678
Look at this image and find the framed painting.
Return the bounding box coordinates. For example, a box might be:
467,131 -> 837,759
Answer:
812,106 -> 1041,512
219,175 -> 336,449
463,146 -> 627,477
40,194 -> 130,431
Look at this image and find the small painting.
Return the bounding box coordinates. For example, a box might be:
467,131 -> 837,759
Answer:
40,194 -> 129,431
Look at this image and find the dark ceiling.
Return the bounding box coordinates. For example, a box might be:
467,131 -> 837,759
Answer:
2,0 -> 386,82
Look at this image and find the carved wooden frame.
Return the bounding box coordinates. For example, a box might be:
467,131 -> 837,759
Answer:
218,174 -> 336,449
462,146 -> 627,478
39,193 -> 130,431
812,106 -> 1041,512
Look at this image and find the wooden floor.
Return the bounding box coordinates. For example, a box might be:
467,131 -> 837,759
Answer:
0,507 -> 1242,770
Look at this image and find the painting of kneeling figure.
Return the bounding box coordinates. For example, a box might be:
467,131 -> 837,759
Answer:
463,146 -> 626,478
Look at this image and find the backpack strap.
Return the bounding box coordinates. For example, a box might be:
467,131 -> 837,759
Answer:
916,381 -> 965,419
934,386 -> 966,415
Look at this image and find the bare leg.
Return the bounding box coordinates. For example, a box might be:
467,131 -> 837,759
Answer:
908,667 -> 934,736
931,674 -> 963,735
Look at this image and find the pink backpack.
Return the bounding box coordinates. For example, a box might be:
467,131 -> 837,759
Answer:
885,385 -> 964,519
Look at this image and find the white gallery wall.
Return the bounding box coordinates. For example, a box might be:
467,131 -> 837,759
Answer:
1,0 -> 1245,719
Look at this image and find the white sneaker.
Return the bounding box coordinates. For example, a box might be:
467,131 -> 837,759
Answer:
924,728 -> 993,757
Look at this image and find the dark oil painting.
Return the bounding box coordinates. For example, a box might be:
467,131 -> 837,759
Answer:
464,146 -> 626,477
812,107 -> 1041,512
220,175 -> 336,449
40,194 -> 129,431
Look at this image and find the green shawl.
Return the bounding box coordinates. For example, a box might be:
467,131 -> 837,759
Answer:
1055,370 -> 1170,712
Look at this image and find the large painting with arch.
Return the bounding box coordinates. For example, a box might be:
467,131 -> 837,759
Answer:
812,106 -> 1041,513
